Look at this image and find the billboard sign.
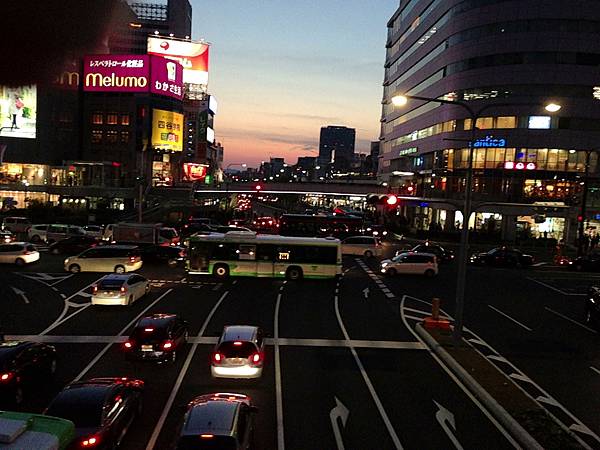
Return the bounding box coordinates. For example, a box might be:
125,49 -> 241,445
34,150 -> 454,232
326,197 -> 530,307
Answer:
147,36 -> 209,87
152,109 -> 183,151
0,85 -> 37,139
183,163 -> 208,181
83,55 -> 183,99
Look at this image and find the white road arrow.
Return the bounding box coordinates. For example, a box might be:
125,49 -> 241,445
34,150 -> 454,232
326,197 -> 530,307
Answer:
434,400 -> 463,450
11,286 -> 29,304
363,287 -> 370,300
330,396 -> 349,450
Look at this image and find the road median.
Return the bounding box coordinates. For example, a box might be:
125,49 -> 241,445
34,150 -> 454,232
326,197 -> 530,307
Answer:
416,323 -> 584,449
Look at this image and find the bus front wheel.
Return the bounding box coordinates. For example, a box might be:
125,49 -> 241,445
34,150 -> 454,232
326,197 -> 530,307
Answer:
213,264 -> 230,279
286,266 -> 303,281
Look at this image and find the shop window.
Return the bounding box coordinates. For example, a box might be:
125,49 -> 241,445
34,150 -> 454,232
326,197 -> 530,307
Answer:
106,113 -> 118,125
91,130 -> 103,143
91,112 -> 103,125
120,131 -> 129,144
120,114 -> 130,126
106,130 -> 118,143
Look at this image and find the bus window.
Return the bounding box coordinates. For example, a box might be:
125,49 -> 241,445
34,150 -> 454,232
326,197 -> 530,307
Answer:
257,244 -> 275,261
238,244 -> 256,261
190,242 -> 212,271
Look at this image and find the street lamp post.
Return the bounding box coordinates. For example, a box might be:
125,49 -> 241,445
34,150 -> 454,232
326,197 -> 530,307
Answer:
576,149 -> 596,256
391,94 -> 561,342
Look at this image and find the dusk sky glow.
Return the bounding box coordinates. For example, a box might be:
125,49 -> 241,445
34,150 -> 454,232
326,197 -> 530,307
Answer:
190,0 -> 397,167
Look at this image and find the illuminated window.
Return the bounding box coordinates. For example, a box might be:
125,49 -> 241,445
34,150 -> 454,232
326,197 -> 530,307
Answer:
91,112 -> 103,125
106,113 -> 118,125
495,116 -> 516,128
120,131 -> 129,143
91,130 -> 103,143
106,130 -> 118,143
120,114 -> 130,126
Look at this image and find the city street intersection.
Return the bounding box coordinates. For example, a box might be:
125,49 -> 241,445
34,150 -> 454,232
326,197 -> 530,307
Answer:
1,254 -> 599,449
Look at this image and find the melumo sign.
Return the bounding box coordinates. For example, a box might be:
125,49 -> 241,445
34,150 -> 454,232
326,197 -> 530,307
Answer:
83,55 -> 183,99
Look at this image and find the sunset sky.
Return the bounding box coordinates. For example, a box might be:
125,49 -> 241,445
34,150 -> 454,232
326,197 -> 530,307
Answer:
190,0 -> 397,168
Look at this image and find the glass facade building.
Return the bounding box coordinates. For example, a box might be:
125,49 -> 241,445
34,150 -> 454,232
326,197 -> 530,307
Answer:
379,0 -> 600,242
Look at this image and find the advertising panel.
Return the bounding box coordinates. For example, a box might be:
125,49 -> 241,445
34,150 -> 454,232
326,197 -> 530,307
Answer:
83,55 -> 183,99
0,85 -> 37,139
152,109 -> 183,151
147,36 -> 209,87
183,163 -> 208,181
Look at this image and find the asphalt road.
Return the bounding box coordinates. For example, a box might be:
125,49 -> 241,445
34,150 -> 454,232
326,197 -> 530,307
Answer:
3,250 -> 599,449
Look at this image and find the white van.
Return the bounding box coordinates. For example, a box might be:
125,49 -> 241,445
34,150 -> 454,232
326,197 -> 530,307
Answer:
64,245 -> 143,273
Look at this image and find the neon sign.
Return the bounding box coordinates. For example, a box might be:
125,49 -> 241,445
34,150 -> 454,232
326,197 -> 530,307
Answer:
473,135 -> 507,148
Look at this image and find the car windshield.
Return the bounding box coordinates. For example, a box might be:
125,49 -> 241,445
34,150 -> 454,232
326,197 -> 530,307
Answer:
46,390 -> 105,427
98,279 -> 125,291
217,341 -> 256,358
160,229 -> 178,239
132,326 -> 169,343
176,436 -> 237,450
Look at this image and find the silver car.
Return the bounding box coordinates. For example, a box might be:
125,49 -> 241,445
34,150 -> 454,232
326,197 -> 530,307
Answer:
91,274 -> 150,306
211,325 -> 265,379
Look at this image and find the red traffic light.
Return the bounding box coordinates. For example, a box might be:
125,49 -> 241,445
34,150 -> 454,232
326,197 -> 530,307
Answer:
386,195 -> 398,206
577,215 -> 583,222
255,184 -> 262,191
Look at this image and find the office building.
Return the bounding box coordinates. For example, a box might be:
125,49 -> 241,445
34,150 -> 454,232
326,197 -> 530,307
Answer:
379,0 -> 600,241
319,126 -> 356,172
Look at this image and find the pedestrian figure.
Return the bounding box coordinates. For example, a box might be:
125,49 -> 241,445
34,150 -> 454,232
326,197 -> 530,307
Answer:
9,94 -> 24,130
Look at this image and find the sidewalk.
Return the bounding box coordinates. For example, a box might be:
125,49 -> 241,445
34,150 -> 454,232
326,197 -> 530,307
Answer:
416,324 -> 585,449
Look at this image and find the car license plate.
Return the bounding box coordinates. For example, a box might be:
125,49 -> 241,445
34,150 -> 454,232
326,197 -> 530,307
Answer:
141,345 -> 153,352
230,358 -> 244,365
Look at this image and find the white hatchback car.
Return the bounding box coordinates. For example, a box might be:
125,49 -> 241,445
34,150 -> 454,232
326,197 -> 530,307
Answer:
0,242 -> 39,266
380,252 -> 438,277
92,274 -> 150,306
64,245 -> 143,273
341,236 -> 383,258
211,325 -> 265,379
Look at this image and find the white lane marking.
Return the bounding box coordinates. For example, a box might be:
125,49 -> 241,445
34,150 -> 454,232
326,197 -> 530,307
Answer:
330,396 -> 349,450
400,296 -> 520,448
434,400 -> 464,450
145,290 -> 229,450
590,366 -> 600,376
403,294 -> 599,448
274,284 -> 285,450
51,274 -> 74,286
10,286 -> 29,304
334,286 -> 403,449
72,288 -> 174,383
544,307 -> 598,334
3,335 -> 427,349
60,294 -> 66,299
526,277 -> 586,296
487,305 -> 533,332
40,277 -> 104,335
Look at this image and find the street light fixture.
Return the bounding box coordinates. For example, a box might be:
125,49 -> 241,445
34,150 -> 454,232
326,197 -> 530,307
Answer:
391,93 -> 561,343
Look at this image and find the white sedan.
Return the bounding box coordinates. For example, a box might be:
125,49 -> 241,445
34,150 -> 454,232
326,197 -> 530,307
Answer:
92,274 -> 150,306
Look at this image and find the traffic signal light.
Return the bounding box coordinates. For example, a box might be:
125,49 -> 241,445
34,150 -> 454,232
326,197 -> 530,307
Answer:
577,215 -> 584,222
386,195 -> 398,206
367,194 -> 399,207
255,184 -> 262,191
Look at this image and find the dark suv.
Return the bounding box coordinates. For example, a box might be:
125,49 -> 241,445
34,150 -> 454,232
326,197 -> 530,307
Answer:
123,314 -> 189,362
174,393 -> 257,450
0,341 -> 57,406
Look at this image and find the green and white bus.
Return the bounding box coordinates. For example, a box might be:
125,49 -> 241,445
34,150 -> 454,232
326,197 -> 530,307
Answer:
186,231 -> 341,280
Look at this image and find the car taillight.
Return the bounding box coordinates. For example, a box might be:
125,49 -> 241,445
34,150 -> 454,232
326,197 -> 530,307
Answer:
250,352 -> 262,365
81,434 -> 100,447
0,372 -> 14,382
92,285 -> 98,294
200,434 -> 214,439
212,352 -> 223,364
120,286 -> 127,293
162,341 -> 173,350
123,341 -> 133,349
129,256 -> 136,263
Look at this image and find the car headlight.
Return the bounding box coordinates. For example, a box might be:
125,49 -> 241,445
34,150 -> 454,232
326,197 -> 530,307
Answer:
64,258 -> 70,264
381,262 -> 388,267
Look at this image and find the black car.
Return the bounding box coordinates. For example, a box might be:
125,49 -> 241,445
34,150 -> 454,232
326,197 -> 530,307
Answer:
45,377 -> 144,450
569,252 -> 600,272
469,247 -> 534,268
0,341 -> 57,407
585,285 -> 600,329
139,244 -> 186,267
174,392 -> 256,450
123,314 -> 189,362
411,243 -> 454,262
49,235 -> 99,255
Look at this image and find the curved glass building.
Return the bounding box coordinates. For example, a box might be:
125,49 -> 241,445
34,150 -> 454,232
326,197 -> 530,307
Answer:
379,0 -> 600,242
